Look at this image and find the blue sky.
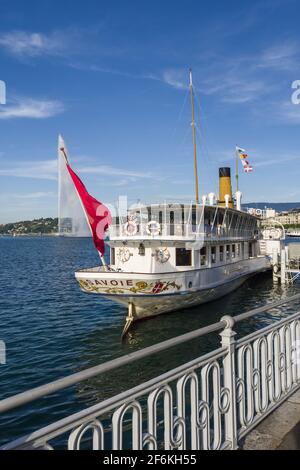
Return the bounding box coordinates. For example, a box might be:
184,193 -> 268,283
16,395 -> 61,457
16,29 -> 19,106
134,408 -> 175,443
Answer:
1,0 -> 300,222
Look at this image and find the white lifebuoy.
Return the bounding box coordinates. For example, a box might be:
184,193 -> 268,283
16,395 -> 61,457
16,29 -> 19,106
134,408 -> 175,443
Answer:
124,221 -> 137,236
255,209 -> 263,216
270,228 -> 282,240
117,247 -> 131,263
273,264 -> 279,274
155,247 -> 170,263
146,220 -> 161,236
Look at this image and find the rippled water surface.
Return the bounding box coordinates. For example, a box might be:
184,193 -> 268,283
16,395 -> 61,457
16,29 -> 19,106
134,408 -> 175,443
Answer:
0,236 -> 300,446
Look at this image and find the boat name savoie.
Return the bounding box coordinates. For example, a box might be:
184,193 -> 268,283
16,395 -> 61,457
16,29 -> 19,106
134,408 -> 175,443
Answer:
90,279 -> 134,287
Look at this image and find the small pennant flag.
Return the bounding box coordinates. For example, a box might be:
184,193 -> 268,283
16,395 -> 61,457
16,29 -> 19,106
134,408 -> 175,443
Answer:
236,146 -> 253,173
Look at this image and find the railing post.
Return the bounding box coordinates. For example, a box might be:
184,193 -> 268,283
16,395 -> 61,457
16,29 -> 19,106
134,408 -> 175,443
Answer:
220,315 -> 238,449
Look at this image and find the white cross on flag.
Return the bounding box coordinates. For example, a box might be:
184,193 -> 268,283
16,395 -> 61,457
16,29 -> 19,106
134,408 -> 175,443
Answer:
236,146 -> 254,173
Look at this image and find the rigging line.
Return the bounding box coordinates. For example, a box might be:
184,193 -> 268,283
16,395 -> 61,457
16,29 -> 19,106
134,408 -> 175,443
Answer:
193,87 -> 228,195
177,124 -> 192,153
191,89 -> 217,192
169,88 -> 189,141
193,87 -> 221,162
195,125 -> 218,195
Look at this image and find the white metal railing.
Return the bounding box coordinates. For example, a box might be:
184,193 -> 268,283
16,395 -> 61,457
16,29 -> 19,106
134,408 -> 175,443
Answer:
109,223 -> 255,241
1,294 -> 300,450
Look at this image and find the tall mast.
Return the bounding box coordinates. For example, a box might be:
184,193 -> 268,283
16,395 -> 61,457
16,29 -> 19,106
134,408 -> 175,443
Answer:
189,69 -> 199,204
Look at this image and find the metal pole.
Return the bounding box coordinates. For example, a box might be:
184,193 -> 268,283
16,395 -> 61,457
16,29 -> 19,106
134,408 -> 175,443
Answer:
220,316 -> 238,449
281,247 -> 286,285
235,147 -> 239,193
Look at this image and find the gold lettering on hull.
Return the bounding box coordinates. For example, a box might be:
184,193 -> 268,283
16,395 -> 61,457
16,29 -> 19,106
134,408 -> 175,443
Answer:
78,279 -> 182,295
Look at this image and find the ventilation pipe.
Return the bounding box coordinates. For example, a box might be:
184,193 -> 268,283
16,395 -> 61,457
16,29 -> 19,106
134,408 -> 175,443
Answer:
224,194 -> 230,208
235,191 -> 242,211
208,192 -> 216,206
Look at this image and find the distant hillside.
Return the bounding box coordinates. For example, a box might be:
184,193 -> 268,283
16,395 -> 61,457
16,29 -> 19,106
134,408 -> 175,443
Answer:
0,218 -> 58,235
243,202 -> 300,212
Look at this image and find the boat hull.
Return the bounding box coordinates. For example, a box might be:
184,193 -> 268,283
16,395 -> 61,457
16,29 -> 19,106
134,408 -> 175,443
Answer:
75,256 -> 270,320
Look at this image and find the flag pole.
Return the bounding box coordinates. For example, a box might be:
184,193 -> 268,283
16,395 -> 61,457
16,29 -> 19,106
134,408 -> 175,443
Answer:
58,136 -> 108,270
235,145 -> 239,193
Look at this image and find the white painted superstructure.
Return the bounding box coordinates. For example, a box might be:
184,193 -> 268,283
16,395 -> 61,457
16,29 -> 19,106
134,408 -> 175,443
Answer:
73,71 -> 274,329
75,202 -> 271,322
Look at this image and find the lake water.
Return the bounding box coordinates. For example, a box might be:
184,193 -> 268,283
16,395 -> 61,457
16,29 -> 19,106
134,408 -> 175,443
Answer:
0,236 -> 300,447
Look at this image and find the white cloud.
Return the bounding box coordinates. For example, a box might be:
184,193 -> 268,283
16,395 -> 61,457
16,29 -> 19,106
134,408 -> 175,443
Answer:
0,98 -> 64,119
162,69 -> 187,90
79,165 -> 152,179
220,79 -> 268,104
0,159 -> 154,181
0,30 -> 71,58
14,192 -> 55,199
258,42 -> 299,71
278,101 -> 300,123
0,160 -> 57,180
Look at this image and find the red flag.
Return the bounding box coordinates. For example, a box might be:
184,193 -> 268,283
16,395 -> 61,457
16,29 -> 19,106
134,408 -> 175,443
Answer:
66,163 -> 112,256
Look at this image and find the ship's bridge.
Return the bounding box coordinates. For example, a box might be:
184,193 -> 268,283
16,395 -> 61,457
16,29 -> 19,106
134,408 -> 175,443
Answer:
109,203 -> 258,242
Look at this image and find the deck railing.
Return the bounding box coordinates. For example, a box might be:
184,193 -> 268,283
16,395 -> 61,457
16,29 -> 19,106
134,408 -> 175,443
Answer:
1,294 -> 300,450
109,223 -> 255,241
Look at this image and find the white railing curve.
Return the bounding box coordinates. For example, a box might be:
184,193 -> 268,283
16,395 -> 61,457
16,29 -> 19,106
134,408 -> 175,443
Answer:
1,294 -> 300,450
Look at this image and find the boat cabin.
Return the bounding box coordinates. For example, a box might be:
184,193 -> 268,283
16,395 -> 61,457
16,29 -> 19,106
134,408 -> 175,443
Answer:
108,203 -> 260,274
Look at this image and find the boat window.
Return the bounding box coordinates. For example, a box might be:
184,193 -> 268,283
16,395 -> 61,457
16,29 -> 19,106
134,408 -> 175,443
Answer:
110,247 -> 115,265
176,248 -> 192,266
159,211 -> 163,224
200,247 -> 207,266
170,211 -> 174,236
249,242 -> 254,257
147,208 -> 152,222
237,244 -> 240,257
219,245 -> 224,262
232,244 -> 236,259
192,205 -> 196,231
211,246 -> 216,264
138,243 -> 145,256
226,244 -> 230,260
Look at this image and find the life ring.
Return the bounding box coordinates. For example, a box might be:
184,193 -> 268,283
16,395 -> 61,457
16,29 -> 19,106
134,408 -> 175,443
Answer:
273,264 -> 279,274
255,209 -> 263,216
124,221 -> 137,236
117,247 -> 131,263
146,220 -> 161,236
270,228 -> 282,240
155,247 -> 170,263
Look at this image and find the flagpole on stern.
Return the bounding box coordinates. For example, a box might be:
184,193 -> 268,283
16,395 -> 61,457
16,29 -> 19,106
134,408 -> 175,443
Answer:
189,69 -> 199,205
235,145 -> 239,193
58,135 -> 108,270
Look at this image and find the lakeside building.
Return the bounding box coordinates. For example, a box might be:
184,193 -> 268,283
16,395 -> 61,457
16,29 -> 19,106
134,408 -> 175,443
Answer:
270,208 -> 300,226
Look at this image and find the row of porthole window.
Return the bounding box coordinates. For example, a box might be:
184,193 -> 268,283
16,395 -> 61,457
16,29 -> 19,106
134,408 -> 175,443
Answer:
200,244 -> 242,266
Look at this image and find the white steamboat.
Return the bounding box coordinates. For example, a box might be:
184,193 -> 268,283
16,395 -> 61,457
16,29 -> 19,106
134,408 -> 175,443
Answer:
76,182 -> 270,330
74,71 -> 272,332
